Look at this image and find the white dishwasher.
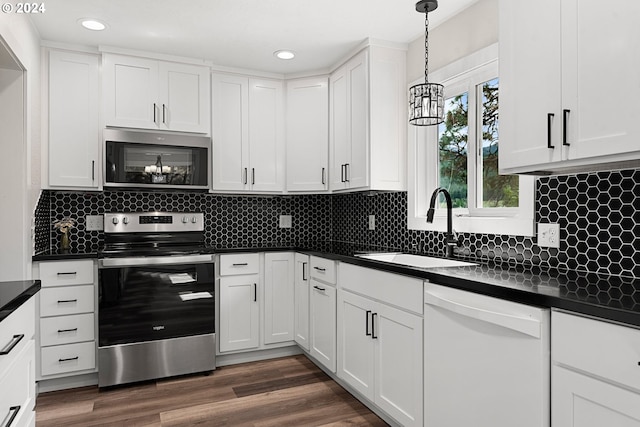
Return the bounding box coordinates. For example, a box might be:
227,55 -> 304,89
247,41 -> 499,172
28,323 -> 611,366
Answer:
424,282 -> 550,427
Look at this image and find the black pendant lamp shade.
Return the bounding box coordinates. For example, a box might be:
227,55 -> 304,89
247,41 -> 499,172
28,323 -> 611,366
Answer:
409,0 -> 444,126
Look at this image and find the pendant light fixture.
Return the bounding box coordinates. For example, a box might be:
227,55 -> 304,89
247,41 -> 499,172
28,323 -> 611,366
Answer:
409,0 -> 444,126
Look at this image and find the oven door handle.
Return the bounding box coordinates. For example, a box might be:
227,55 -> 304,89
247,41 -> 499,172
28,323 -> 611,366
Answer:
99,254 -> 214,268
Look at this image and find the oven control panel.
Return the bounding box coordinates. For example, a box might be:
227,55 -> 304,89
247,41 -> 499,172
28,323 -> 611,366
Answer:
104,212 -> 204,233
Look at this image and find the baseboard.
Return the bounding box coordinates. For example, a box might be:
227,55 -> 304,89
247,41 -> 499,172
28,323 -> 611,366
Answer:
216,345 -> 302,367
37,373 -> 98,394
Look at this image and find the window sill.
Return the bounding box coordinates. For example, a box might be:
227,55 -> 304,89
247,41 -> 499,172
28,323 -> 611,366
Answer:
408,213 -> 535,237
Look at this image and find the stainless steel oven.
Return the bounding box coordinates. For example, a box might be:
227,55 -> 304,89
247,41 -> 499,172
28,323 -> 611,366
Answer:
104,129 -> 210,190
98,212 -> 215,387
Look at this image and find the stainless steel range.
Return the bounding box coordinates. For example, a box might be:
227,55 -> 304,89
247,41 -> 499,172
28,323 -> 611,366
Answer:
97,212 -> 215,387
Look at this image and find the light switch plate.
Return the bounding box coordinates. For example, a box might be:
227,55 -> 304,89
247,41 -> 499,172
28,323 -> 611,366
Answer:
368,215 -> 375,230
279,215 -> 292,228
538,223 -> 560,248
86,215 -> 104,231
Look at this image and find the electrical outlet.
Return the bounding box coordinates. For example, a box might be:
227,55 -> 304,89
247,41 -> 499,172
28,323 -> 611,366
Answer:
538,223 -> 560,248
368,215 -> 375,230
279,215 -> 292,228
86,215 -> 104,231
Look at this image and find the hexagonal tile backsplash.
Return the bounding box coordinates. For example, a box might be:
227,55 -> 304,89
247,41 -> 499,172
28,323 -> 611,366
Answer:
34,168 -> 640,279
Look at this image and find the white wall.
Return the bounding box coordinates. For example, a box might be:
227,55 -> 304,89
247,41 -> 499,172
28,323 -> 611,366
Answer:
0,14 -> 41,281
407,0 -> 498,83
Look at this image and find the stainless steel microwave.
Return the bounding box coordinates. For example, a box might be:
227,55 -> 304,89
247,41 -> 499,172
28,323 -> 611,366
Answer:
104,129 -> 210,190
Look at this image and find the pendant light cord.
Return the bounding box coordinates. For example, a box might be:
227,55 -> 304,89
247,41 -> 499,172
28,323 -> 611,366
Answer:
424,11 -> 430,84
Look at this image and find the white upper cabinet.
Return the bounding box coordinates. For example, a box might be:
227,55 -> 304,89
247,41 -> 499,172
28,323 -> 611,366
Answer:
330,45 -> 407,192
212,73 -> 285,192
103,54 -> 210,133
286,77 -> 329,192
48,50 -> 100,189
499,0 -> 640,174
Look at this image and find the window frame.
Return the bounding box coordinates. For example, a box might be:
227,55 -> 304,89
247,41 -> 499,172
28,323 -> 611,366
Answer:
407,43 -> 535,237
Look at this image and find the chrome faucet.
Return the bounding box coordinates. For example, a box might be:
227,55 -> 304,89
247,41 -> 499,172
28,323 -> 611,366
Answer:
426,187 -> 461,258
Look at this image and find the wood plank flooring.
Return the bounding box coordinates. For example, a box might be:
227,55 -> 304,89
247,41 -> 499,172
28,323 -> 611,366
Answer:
35,355 -> 389,427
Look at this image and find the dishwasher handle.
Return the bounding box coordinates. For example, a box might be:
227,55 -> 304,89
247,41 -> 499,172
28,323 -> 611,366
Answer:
424,290 -> 541,338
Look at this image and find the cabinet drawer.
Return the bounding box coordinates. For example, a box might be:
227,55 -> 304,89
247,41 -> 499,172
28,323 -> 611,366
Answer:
552,311 -> 640,392
310,256 -> 336,284
40,313 -> 95,347
40,285 -> 94,317
0,341 -> 35,426
0,297 -> 35,376
40,341 -> 95,376
339,263 -> 423,315
39,260 -> 94,287
219,253 -> 259,276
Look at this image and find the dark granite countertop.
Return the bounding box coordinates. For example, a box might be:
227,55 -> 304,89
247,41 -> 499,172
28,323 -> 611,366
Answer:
32,247 -> 98,261
0,280 -> 40,323
35,241 -> 640,328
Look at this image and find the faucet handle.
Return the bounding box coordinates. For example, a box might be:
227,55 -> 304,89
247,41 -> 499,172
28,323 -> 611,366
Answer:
449,230 -> 463,248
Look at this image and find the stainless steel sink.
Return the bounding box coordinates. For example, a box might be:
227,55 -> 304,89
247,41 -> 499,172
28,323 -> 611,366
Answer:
355,252 -> 476,268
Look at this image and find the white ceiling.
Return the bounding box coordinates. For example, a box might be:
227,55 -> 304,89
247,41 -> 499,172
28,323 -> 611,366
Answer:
29,0 -> 478,75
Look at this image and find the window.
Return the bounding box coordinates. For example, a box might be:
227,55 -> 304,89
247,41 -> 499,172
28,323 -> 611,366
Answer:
408,44 -> 535,236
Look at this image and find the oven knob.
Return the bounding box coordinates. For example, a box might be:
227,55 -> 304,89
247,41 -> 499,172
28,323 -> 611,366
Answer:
123,217 -> 129,225
191,216 -> 197,224
112,217 -> 119,225
182,216 -> 188,224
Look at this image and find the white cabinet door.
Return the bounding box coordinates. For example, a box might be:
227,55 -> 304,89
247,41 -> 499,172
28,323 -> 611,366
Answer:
103,54 -> 159,130
219,274 -> 259,352
294,254 -> 310,351
159,62 -> 210,133
212,73 -> 249,191
310,279 -> 336,372
345,52 -> 368,190
263,253 -> 294,345
48,50 -> 100,188
330,66 -> 349,191
375,302 -> 423,427
286,78 -> 329,192
337,290 -> 375,400
553,365 -> 640,427
248,78 -> 285,192
562,0 -> 640,162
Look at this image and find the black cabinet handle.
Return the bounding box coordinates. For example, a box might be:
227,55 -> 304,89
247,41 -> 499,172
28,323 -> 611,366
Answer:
0,334 -> 24,355
244,168 -> 248,184
365,310 -> 372,336
57,272 -> 77,276
251,168 -> 255,185
341,164 -> 345,182
313,267 -> 326,272
313,285 -> 326,292
302,262 -> 307,281
91,160 -> 95,181
4,406 -> 20,427
153,103 -> 157,123
232,263 -> 248,267
563,109 -> 570,146
162,104 -> 167,124
371,313 -> 378,339
57,328 -> 78,333
345,163 -> 350,182
59,356 -> 79,362
57,299 -> 77,304
253,283 -> 257,302
321,167 -> 326,185
547,113 -> 555,149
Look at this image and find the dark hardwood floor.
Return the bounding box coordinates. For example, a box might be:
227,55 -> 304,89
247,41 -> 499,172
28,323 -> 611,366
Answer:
35,355 -> 389,426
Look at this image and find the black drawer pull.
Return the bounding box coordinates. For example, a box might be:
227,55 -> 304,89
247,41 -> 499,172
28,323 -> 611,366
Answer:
371,313 -> 378,339
57,272 -> 77,276
365,310 -> 372,336
313,285 -> 326,292
4,406 -> 20,427
302,262 -> 307,281
59,356 -> 79,363
0,334 -> 24,355
313,267 -> 326,272
232,263 -> 248,266
547,113 -> 555,149
57,328 -> 78,333
57,299 -> 77,304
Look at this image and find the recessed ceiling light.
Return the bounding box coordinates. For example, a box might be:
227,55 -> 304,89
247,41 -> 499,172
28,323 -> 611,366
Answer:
274,50 -> 295,60
79,19 -> 107,31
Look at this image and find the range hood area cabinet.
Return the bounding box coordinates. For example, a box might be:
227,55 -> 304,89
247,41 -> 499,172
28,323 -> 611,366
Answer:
499,0 -> 640,175
102,54 -> 210,134
330,45 -> 407,192
211,74 -> 285,193
46,50 -> 100,189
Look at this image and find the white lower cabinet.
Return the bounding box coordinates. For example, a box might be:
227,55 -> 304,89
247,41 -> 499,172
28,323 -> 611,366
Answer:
293,254 -> 310,351
309,279 -> 336,372
263,253 -> 294,345
552,311 -> 640,426
219,274 -> 260,353
338,289 -> 423,427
